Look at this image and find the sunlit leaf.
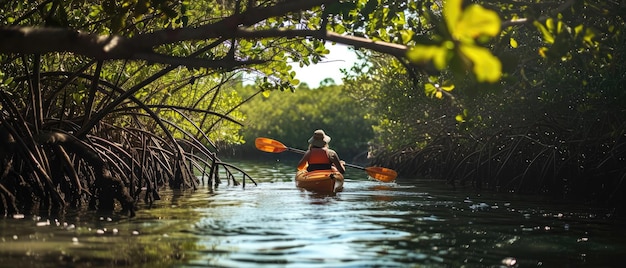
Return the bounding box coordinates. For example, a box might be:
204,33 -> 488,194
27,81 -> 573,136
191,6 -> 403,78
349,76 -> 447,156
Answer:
3,76 -> 14,85
544,18 -> 565,36
379,28 -> 390,41
424,83 -> 437,96
406,44 -> 450,70
538,47 -> 548,58
441,85 -> 455,92
510,37 -> 518,48
334,23 -> 346,34
392,11 -> 406,26
453,4 -> 501,40
455,114 -> 465,122
400,29 -> 414,44
583,28 -> 596,45
89,5 -> 102,17
533,21 -> 554,44
443,0 -> 462,34
460,45 -> 502,83
262,90 -> 270,98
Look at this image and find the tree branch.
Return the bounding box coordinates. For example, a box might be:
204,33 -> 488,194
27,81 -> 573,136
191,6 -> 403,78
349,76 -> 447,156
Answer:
232,28 -> 409,58
0,26 -> 134,59
129,0 -> 340,48
133,52 -> 268,69
0,24 -> 408,68
0,0 -> 345,67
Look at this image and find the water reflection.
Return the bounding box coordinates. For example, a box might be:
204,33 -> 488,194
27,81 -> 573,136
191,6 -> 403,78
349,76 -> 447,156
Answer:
0,160 -> 625,267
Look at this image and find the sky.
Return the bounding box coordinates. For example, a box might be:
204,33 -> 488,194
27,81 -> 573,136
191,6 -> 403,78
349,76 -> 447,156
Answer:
290,44 -> 359,87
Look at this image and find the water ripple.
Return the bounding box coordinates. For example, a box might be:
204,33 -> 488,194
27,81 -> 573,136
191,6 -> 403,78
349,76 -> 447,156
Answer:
1,161 -> 624,267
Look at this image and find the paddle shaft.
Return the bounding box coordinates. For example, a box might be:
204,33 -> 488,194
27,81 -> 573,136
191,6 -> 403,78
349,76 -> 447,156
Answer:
285,147 -> 367,171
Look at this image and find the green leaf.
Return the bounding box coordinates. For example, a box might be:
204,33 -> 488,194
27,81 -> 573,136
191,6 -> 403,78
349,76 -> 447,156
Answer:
379,28 -> 390,41
400,29 -> 414,44
583,28 -> 596,45
392,11 -> 406,26
4,77 -> 13,85
538,47 -> 548,58
453,4 -> 501,41
455,114 -> 465,122
574,24 -> 584,37
424,83 -> 437,97
444,0 -> 462,34
459,44 -> 502,83
406,44 -> 450,70
441,84 -> 455,92
545,18 -> 564,35
334,23 -> 346,34
533,21 -> 554,44
509,37 -> 518,48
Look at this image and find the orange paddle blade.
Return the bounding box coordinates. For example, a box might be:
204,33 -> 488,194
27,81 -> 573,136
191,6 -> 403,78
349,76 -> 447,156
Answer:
365,167 -> 398,182
255,137 -> 288,153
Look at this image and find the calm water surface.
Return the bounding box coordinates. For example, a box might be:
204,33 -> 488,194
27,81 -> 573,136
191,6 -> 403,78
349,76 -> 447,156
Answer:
1,160 -> 625,267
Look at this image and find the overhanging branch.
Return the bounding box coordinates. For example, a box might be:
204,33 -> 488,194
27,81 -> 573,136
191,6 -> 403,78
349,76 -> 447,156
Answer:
129,0 -> 340,48
0,25 -> 409,68
0,0 -> 412,68
232,28 -> 409,59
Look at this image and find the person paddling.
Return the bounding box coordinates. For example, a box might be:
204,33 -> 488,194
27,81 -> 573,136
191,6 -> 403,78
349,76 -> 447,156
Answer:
297,130 -> 346,173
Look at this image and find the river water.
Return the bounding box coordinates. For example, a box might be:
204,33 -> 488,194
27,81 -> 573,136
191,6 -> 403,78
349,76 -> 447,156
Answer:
0,159 -> 624,267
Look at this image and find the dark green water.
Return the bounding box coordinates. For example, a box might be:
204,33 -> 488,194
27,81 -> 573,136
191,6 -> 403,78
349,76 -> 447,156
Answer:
0,160 -> 624,267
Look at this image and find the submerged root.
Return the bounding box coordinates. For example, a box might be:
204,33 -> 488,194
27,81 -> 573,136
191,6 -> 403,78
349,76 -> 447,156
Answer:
95,167 -> 135,217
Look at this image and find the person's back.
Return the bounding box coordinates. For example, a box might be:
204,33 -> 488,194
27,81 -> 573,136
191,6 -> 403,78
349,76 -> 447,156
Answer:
297,130 -> 345,174
306,147 -> 332,171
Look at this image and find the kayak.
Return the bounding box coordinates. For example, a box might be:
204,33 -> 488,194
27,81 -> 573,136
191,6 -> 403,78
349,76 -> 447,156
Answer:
295,169 -> 344,193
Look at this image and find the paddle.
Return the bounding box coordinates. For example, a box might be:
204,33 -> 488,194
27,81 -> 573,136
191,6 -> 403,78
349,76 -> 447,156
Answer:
255,137 -> 398,182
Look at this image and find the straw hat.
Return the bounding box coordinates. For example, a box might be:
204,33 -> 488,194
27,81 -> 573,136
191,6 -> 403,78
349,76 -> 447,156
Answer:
308,129 -> 331,148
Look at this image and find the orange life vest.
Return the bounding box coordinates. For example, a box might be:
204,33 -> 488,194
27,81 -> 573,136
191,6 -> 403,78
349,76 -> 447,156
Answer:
307,148 -> 332,171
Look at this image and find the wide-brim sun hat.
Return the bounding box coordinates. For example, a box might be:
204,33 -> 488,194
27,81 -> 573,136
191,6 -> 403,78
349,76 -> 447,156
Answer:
308,129 -> 331,147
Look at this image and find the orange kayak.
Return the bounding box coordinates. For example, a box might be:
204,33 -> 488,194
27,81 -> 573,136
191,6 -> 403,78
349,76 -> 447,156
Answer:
295,169 -> 344,193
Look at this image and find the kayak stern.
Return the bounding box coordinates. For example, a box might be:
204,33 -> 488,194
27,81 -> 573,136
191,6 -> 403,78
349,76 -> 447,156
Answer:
295,169 -> 344,193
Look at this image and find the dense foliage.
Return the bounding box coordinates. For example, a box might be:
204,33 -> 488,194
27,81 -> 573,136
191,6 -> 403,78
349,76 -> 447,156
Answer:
344,0 -> 626,209
237,82 -> 374,160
